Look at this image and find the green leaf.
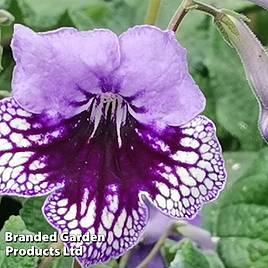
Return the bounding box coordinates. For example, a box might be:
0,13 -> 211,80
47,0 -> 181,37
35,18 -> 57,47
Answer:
202,148 -> 268,268
0,215 -> 27,234
90,260 -> 118,268
216,171 -> 268,268
0,250 -> 4,267
20,197 -> 55,235
16,0 -> 90,28
0,216 -> 47,268
0,38 -> 3,72
0,0 -> 11,9
68,1 -> 110,30
51,256 -> 73,268
16,0 -> 148,31
162,237 -> 225,268
162,240 -> 224,268
0,62 -> 13,91
202,151 -> 258,233
171,241 -> 210,268
70,0 -> 148,34
205,251 -> 225,268
161,239 -> 180,266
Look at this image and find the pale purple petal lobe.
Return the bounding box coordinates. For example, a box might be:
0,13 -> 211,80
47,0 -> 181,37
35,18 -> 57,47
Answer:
11,24 -> 120,118
115,25 -> 206,127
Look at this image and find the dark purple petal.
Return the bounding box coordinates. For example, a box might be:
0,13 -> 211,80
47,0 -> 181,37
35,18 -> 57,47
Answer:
0,97 -> 225,266
114,25 -> 206,127
43,187 -> 148,266
11,24 -> 120,118
0,98 -> 64,196
138,115 -> 226,219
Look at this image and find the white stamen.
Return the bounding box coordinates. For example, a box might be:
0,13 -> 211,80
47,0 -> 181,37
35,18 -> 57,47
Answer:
89,93 -> 129,147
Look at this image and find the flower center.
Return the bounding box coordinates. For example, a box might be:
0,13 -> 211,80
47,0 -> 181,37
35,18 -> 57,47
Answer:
88,92 -> 129,147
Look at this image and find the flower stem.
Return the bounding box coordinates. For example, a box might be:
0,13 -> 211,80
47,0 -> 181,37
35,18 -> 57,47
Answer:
136,225 -> 172,268
145,0 -> 162,25
0,90 -> 11,97
173,221 -> 219,250
73,259 -> 82,268
38,241 -> 64,268
119,248 -> 134,268
168,0 -> 221,32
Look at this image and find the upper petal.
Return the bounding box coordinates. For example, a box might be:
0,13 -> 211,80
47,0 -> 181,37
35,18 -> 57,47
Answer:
114,25 -> 206,127
11,24 -> 120,117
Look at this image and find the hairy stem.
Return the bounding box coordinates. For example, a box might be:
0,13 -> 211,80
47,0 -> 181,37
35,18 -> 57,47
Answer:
145,0 -> 162,25
173,221 -> 219,250
73,259 -> 82,268
119,248 -> 134,268
168,0 -> 221,32
0,90 -> 11,97
136,225 -> 172,268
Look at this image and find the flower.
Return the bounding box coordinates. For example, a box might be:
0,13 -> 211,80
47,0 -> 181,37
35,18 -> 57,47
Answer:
0,24 -> 226,267
216,12 -> 268,141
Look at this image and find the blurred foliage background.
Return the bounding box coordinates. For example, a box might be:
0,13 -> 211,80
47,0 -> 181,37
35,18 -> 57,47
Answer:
1,0 -> 268,267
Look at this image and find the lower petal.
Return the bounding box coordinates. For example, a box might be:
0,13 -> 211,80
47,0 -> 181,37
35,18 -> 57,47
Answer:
0,97 -> 226,266
139,115 -> 226,218
43,185 -> 148,266
0,98 -> 65,196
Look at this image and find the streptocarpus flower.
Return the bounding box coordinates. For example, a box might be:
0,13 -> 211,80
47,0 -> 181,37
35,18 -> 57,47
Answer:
0,24 -> 226,267
216,12 -> 268,141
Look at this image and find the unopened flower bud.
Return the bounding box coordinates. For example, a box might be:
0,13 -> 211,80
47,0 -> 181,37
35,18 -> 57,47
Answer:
216,11 -> 268,141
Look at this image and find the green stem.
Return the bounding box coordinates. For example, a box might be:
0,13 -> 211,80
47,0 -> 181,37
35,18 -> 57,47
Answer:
0,90 -> 11,97
173,221 -> 219,249
136,224 -> 172,268
38,241 -> 64,268
168,0 -> 221,32
119,248 -> 134,268
145,0 -> 162,25
73,259 -> 81,268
